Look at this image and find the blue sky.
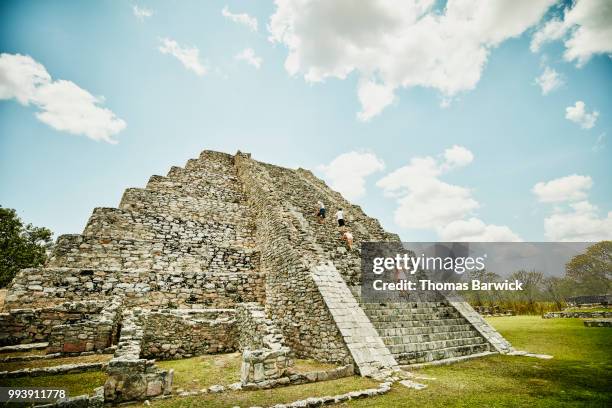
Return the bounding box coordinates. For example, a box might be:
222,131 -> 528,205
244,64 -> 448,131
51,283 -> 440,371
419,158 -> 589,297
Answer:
0,0 -> 610,242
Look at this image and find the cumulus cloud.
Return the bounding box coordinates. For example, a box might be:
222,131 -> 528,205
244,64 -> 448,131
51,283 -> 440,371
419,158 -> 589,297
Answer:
533,174 -> 611,241
235,48 -> 262,69
318,151 -> 385,200
439,218 -> 522,242
159,38 -> 207,76
535,66 -> 563,95
565,101 -> 598,129
532,174 -> 593,203
376,146 -> 520,241
133,5 -> 153,21
222,6 -> 258,31
531,0 -> 612,66
544,201 -> 612,241
269,0 -> 554,120
0,53 -> 126,143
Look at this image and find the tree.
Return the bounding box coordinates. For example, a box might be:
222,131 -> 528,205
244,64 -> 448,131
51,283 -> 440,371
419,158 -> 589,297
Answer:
542,276 -> 574,309
565,241 -> 612,295
0,207 -> 53,287
510,269 -> 544,306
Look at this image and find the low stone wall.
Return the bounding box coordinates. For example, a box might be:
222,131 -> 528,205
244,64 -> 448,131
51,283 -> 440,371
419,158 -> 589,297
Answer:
0,362 -> 107,378
141,309 -> 237,359
0,300 -> 107,346
104,309 -> 173,403
38,386 -> 105,408
543,311 -> 612,319
584,319 -> 612,327
47,297 -> 122,354
240,348 -> 293,389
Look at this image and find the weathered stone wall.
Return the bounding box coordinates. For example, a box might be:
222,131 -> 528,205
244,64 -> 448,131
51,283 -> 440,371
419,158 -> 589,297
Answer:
544,311 -> 612,319
6,268 -> 264,309
48,234 -> 258,273
47,297 -> 122,354
262,164 -> 399,286
141,309 -> 237,359
235,153 -> 352,365
0,300 -> 108,346
235,302 -> 286,351
235,302 -> 293,388
5,149 -> 264,311
104,309 -> 173,402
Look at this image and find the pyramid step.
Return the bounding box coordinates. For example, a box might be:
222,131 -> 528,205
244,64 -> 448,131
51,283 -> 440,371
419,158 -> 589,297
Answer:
395,343 -> 491,365
84,207 -> 255,246
381,329 -> 482,344
146,175 -> 245,203
386,337 -> 486,354
120,188 -> 252,227
376,324 -> 476,336
48,234 -> 260,272
372,318 -> 470,329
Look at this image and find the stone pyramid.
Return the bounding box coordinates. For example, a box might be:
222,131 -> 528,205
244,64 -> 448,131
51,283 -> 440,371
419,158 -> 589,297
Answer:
2,150 -> 513,390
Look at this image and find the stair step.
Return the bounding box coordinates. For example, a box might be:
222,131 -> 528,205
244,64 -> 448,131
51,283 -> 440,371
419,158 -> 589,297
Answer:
386,337 -> 486,354
395,344 -> 491,365
376,324 -> 476,336
381,330 -> 481,344
372,318 -> 470,328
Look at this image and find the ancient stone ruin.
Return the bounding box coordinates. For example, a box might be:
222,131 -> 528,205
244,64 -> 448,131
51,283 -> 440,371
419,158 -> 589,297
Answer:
1,150 -> 514,403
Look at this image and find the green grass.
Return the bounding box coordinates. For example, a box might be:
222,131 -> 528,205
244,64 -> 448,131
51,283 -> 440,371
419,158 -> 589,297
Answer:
1,317 -> 609,407
156,353 -> 242,392
0,371 -> 107,397
293,358 -> 338,373
347,316 -> 612,408
0,353 -> 111,372
150,376 -> 378,408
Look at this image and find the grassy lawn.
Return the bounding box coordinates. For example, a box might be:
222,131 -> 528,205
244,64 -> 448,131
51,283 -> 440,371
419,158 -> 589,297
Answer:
156,353 -> 242,392
0,371 -> 107,397
156,353 -> 342,393
150,376 -> 378,408
347,316 -> 611,408
0,316 -> 609,407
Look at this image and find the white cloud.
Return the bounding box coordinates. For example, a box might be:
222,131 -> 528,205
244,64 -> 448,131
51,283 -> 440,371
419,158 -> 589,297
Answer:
535,66 -> 563,95
222,6 -> 258,32
318,151 -> 385,200
533,174 -> 612,241
544,201 -> 612,241
565,101 -> 598,129
531,0 -> 612,67
159,38 -> 207,76
376,145 -> 520,241
439,218 -> 522,242
532,174 -> 593,203
269,0 -> 554,120
133,5 -> 153,21
0,53 -> 126,143
441,144 -> 474,170
235,48 -> 262,69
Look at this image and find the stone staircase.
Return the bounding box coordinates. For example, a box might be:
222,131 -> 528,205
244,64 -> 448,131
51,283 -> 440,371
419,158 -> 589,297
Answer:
362,301 -> 491,365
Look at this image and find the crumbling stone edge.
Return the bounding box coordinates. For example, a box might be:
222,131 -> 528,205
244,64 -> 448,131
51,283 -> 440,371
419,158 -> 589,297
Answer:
0,362 -> 107,378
